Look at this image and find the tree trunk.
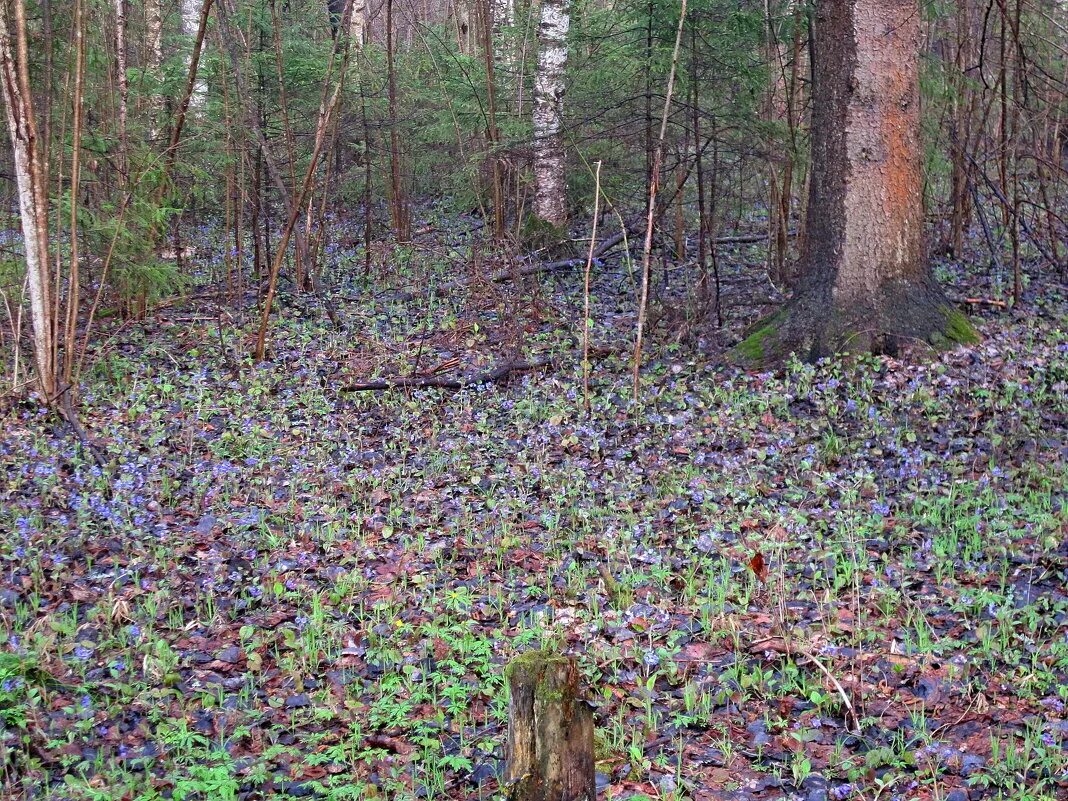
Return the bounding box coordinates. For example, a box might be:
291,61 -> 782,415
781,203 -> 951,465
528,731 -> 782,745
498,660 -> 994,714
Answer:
114,0 -> 129,176
146,0 -> 164,141
385,0 -> 410,241
0,0 -> 54,398
505,652 -> 595,801
736,0 -> 977,363
182,0 -> 208,108
349,0 -> 366,46
531,0 -> 570,226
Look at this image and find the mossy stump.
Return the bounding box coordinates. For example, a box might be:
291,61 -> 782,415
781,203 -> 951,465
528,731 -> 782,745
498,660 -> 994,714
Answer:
505,651 -> 595,801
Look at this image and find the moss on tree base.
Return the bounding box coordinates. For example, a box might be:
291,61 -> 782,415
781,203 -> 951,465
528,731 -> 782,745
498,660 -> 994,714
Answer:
731,284 -> 979,367
520,215 -> 571,254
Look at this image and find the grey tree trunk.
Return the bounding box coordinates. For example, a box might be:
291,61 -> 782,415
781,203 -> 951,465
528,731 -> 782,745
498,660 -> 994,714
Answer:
531,0 -> 570,226
736,0 -> 977,363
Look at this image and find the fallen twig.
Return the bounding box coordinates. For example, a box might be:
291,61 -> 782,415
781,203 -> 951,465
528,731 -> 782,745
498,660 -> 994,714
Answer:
797,649 -> 862,734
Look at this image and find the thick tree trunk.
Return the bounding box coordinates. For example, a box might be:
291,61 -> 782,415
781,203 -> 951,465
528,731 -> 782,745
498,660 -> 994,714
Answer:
736,0 -> 977,363
531,0 -> 570,226
0,0 -> 54,398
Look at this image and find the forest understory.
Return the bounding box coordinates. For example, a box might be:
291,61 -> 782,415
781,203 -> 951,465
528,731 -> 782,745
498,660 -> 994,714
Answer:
1,217 -> 1066,801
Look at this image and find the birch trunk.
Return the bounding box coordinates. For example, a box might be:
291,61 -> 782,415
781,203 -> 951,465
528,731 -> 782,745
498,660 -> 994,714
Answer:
736,0 -> 977,363
0,0 -> 55,397
531,0 -> 570,226
146,0 -> 164,140
349,0 -> 366,46
181,0 -> 208,108
114,0 -> 129,174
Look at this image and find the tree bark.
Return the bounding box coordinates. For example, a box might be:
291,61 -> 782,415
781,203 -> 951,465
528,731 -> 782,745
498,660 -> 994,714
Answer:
531,0 -> 570,226
349,0 -> 367,45
182,0 -> 208,108
114,0 -> 129,176
385,0 -> 410,241
736,0 -> 978,363
146,0 -> 164,141
0,0 -> 54,398
505,652 -> 595,801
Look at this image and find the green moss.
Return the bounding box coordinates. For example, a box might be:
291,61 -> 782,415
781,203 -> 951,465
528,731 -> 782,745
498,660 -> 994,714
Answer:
505,650 -> 572,703
732,310 -> 785,364
940,307 -> 980,345
520,215 -> 569,251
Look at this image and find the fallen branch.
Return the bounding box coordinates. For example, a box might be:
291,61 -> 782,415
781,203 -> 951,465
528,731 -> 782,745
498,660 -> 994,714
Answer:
437,229 -> 775,294
961,297 -> 1008,308
340,356 -> 552,392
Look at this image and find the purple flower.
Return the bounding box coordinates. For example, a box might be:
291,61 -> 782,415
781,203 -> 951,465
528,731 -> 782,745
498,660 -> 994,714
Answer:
830,784 -> 853,800
73,646 -> 94,660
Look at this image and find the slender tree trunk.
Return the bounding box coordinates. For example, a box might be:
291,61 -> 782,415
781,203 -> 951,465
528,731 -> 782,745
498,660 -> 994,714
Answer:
214,0 -> 313,283
531,0 -> 570,226
182,0 -> 208,108
632,0 -> 687,401
386,0 -> 410,240
146,0 -> 164,141
114,0 -> 129,176
64,0 -> 87,387
0,0 -> 55,398
270,0 -> 303,286
478,0 -> 504,236
737,0 -> 976,363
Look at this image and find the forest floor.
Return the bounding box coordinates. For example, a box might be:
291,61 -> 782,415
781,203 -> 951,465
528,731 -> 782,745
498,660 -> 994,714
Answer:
2,221 -> 1067,801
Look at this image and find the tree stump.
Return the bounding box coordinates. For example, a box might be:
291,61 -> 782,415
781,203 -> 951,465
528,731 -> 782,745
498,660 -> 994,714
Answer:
505,651 -> 595,801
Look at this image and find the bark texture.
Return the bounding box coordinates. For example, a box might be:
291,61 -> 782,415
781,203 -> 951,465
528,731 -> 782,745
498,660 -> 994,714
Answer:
505,652 -> 595,801
348,0 -> 366,46
181,0 -> 208,108
531,0 -> 570,226
737,0 -> 977,363
146,0 -> 163,140
0,0 -> 54,397
114,0 -> 128,172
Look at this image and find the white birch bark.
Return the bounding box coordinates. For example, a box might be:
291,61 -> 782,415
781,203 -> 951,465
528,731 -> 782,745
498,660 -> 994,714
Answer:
114,0 -> 129,171
146,0 -> 164,139
0,0 -> 54,397
349,0 -> 366,47
181,0 -> 207,108
492,0 -> 513,30
532,0 -> 570,225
